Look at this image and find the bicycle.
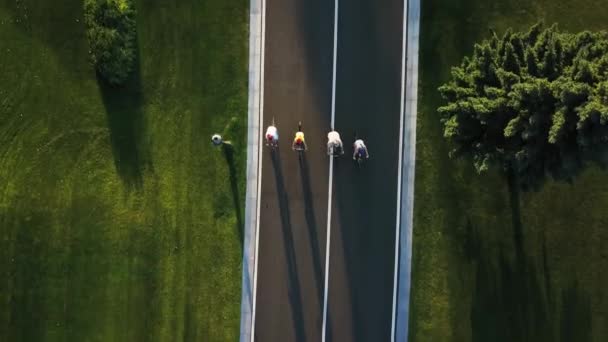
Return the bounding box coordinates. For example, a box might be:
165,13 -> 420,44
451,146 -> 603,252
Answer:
292,121 -> 307,153
354,150 -> 366,167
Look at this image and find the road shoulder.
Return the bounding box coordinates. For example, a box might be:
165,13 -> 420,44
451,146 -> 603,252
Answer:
240,0 -> 264,341
395,0 -> 420,340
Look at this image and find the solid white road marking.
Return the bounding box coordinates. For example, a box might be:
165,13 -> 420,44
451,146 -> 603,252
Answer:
321,157 -> 334,342
249,0 -> 267,340
330,0 -> 339,129
391,0 -> 409,340
321,0 -> 339,340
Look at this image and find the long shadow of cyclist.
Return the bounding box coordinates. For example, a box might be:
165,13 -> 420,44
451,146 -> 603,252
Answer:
298,154 -> 324,308
270,149 -> 307,342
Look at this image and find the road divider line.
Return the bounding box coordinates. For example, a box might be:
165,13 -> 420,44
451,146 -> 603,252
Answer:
391,0 -> 408,340
249,0 -> 267,340
330,0 -> 339,128
321,157 -> 334,342
322,0 -> 339,340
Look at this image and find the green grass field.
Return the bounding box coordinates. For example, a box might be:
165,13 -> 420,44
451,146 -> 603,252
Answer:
0,0 -> 248,341
411,0 -> 608,341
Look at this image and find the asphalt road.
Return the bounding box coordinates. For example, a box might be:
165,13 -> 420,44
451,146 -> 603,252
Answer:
326,0 -> 404,341
252,0 -> 334,340
253,0 -> 404,340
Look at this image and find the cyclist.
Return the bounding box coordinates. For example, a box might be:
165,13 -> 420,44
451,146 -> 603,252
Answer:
265,121 -> 278,147
327,130 -> 344,156
292,121 -> 307,151
353,138 -> 369,161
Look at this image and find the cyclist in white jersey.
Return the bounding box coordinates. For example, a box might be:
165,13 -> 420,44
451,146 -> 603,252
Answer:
327,130 -> 344,156
265,124 -> 278,147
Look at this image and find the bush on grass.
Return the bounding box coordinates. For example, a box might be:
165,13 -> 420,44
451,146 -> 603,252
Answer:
439,23 -> 608,190
84,0 -> 136,85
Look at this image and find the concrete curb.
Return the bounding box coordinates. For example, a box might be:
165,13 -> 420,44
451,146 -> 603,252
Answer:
240,0 -> 264,341
395,0 -> 420,340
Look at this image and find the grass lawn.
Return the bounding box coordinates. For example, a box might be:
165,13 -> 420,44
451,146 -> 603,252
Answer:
0,0 -> 248,341
411,0 -> 608,341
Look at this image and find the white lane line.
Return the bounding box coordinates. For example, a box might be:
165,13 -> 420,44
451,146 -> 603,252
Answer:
391,0 -> 409,340
249,0 -> 267,340
321,158 -> 334,342
330,0 -> 339,129
322,0 -> 339,340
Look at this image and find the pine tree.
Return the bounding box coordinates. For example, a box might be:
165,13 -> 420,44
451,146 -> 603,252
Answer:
438,23 -> 608,190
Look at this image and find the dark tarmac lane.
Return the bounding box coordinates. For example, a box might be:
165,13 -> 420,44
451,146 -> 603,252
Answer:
253,0 -> 333,341
327,0 -> 404,341
254,0 -> 404,341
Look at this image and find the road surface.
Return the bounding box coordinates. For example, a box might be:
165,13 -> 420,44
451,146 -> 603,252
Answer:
248,0 -> 409,341
252,0 -> 334,340
325,0 -> 405,341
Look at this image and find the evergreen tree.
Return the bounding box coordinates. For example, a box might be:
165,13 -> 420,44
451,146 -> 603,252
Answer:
84,0 -> 137,86
439,23 -> 608,190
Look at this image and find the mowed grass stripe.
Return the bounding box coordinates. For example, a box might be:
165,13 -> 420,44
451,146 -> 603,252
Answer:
0,0 -> 248,341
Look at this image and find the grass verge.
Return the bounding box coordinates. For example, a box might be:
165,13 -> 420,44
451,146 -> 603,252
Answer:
411,0 -> 608,341
0,0 -> 248,340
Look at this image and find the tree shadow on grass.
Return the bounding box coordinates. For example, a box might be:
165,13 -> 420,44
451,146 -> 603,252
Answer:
270,150 -> 307,342
98,46 -> 148,189
560,282 -> 592,342
507,170 -> 525,266
222,143 -> 244,248
5,210 -> 51,342
466,218 -> 551,342
0,1 -> 148,190
465,171 -> 593,342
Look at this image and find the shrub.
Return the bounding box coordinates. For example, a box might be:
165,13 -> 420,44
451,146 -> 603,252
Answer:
84,0 -> 137,85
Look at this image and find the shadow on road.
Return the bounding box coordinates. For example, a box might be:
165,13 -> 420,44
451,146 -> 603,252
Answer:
333,158 -> 366,342
223,143 -> 244,247
298,154 -> 324,308
295,0 -> 333,121
270,150 -> 307,342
